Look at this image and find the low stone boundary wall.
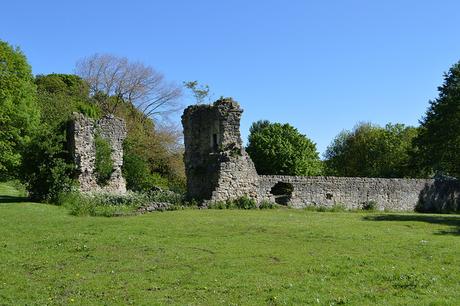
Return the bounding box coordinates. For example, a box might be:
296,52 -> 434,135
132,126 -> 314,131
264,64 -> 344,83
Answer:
259,176 -> 459,211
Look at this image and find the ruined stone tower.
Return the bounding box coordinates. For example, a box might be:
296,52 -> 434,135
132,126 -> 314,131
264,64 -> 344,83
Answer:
69,112 -> 127,194
182,98 -> 259,202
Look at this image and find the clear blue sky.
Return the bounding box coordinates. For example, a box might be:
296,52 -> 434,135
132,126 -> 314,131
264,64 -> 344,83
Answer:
2,0 -> 460,155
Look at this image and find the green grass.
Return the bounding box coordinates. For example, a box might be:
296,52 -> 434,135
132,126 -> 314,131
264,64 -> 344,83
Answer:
0,183 -> 459,305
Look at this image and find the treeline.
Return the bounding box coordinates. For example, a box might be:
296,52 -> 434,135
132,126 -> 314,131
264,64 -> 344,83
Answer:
0,40 -> 185,202
246,62 -> 460,180
1,38 -> 459,204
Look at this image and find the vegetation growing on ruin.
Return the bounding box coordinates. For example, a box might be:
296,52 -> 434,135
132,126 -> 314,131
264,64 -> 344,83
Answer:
0,182 -> 458,305
94,134 -> 114,186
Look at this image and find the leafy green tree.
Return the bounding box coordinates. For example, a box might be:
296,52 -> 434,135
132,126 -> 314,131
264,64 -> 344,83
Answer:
324,122 -> 419,177
35,74 -> 99,126
246,121 -> 322,176
414,61 -> 460,177
0,40 -> 40,179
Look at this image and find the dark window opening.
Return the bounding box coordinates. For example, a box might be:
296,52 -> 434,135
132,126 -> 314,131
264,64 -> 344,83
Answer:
270,182 -> 294,205
212,133 -> 218,151
326,193 -> 333,200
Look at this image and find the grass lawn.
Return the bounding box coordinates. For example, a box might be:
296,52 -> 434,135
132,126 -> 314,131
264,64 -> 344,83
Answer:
0,182 -> 459,305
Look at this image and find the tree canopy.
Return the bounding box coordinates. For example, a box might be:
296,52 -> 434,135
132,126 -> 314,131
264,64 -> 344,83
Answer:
246,121 -> 322,176
0,40 -> 40,179
324,122 -> 419,178
75,54 -> 182,119
414,61 -> 460,178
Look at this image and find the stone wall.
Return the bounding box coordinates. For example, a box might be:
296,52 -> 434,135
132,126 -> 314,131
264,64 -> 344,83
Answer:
259,176 -> 432,211
182,100 -> 460,211
69,112 -> 127,194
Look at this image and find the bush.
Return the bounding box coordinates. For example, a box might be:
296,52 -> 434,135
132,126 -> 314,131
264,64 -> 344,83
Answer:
258,200 -> 277,209
362,200 -> 378,211
61,191 -> 149,217
208,196 -> 258,210
94,134 -> 113,186
304,204 -> 348,212
234,196 -> 258,209
60,189 -> 188,217
146,189 -> 185,206
20,124 -> 76,203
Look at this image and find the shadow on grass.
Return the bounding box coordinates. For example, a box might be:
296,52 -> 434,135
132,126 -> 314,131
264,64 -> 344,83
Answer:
362,214 -> 460,236
0,195 -> 30,204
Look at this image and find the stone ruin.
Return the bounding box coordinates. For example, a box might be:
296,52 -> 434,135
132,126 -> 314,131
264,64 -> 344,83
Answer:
182,98 -> 259,201
69,112 -> 127,194
182,98 -> 460,211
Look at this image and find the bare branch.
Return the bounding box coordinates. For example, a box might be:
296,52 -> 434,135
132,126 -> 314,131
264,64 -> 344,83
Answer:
75,53 -> 183,120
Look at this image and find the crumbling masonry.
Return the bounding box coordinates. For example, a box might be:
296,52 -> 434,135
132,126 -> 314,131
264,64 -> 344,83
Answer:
182,99 -> 460,211
69,112 -> 127,194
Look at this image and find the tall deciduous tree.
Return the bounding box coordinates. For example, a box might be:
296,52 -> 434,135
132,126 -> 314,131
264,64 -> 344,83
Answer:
246,120 -> 322,176
75,54 -> 182,119
0,40 -> 40,179
324,122 -> 419,178
414,61 -> 460,178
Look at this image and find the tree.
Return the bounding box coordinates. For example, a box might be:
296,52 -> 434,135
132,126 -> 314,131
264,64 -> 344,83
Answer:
75,53 -> 182,119
183,80 -> 210,104
35,74 -> 100,126
20,123 -> 76,202
246,120 -> 322,176
324,122 -> 419,178
115,101 -> 186,192
0,40 -> 40,179
414,61 -> 460,178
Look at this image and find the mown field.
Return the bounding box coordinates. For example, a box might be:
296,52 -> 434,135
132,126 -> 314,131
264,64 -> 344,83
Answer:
0,182 -> 459,305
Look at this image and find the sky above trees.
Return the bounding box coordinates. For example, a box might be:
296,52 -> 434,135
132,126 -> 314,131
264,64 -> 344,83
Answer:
2,0 -> 460,154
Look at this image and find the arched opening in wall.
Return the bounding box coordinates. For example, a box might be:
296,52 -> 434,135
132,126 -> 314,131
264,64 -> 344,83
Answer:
270,182 -> 294,205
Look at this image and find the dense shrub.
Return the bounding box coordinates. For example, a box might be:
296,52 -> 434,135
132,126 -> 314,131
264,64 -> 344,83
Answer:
20,124 -> 76,202
258,200 -> 277,209
208,196 -> 259,210
94,134 -> 113,186
362,200 -> 378,211
61,191 -> 146,217
60,188 -> 188,217
146,189 -> 185,206
234,196 -> 258,209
